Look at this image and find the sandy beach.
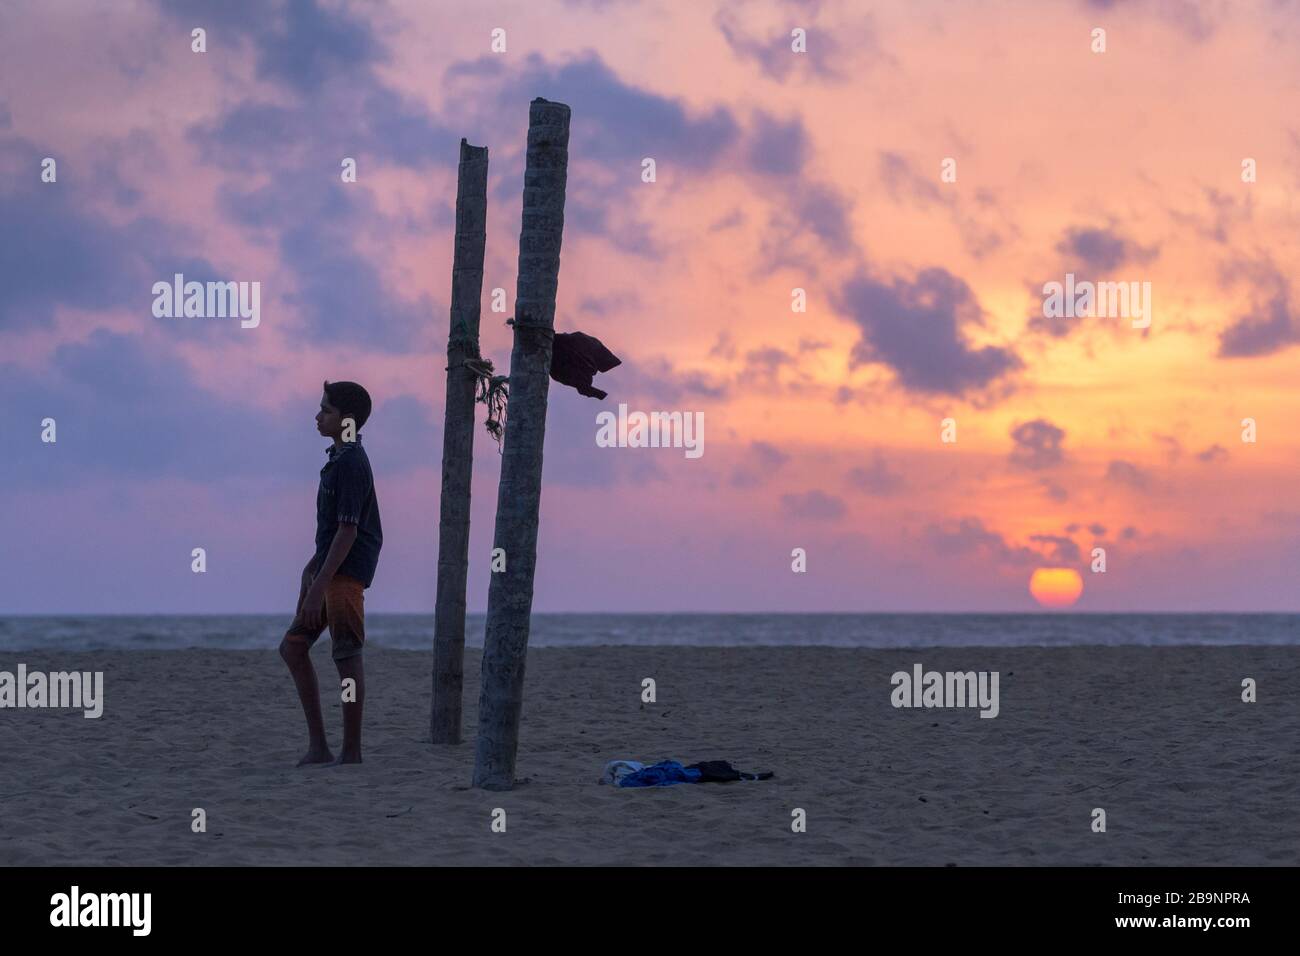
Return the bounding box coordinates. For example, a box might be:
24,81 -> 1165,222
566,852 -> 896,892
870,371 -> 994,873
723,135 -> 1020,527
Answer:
1,645 -> 1296,866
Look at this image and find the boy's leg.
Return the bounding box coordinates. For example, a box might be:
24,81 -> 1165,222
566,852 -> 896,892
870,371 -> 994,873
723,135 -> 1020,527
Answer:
334,654 -> 364,764
326,575 -> 366,765
279,568 -> 334,766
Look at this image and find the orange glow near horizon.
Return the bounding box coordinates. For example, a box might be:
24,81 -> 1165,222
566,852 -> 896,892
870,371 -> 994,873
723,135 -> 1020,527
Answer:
1029,568 -> 1084,609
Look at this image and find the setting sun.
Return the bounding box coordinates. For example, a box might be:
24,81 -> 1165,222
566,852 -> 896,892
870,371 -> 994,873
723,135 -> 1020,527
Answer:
1029,568 -> 1084,609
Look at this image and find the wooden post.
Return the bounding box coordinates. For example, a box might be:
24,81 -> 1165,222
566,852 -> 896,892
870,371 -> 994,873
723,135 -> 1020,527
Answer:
431,138 -> 488,745
472,98 -> 570,790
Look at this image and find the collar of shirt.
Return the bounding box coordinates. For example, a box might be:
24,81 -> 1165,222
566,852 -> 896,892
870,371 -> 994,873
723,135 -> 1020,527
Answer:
325,435 -> 362,460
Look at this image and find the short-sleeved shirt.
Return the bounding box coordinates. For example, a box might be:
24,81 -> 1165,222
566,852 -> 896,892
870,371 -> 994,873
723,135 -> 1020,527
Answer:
313,436 -> 383,588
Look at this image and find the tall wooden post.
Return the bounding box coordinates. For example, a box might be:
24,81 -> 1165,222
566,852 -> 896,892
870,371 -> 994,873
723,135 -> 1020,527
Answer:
472,98 -> 570,790
431,138 -> 488,745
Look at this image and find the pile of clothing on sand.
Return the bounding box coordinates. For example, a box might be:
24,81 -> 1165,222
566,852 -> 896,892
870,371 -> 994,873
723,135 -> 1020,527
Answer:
600,759 -> 775,788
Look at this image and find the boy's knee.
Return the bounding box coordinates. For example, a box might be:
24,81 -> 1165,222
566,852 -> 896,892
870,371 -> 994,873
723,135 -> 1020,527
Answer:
333,650 -> 363,672
279,636 -> 308,664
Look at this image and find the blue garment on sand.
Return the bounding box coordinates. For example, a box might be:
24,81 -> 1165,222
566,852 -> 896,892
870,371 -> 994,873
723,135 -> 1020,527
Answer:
600,760 -> 645,785
617,760 -> 702,788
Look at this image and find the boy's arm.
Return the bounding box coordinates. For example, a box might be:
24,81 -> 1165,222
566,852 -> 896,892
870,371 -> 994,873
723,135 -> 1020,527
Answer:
311,524 -> 358,587
307,453 -> 368,594
301,525 -> 357,628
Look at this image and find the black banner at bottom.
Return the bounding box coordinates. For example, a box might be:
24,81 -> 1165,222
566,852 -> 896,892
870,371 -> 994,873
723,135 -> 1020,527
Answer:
0,866 -> 1283,941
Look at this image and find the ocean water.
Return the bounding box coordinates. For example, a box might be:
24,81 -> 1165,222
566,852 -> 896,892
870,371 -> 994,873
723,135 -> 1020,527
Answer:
0,613 -> 1295,652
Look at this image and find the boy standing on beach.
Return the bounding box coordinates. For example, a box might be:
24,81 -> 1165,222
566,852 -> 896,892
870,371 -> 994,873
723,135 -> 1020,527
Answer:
279,381 -> 383,766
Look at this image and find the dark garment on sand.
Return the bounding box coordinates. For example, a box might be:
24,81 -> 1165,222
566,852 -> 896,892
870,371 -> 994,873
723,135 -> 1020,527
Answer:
686,760 -> 775,782
550,331 -> 621,400
618,760 -> 702,788
615,759 -> 775,787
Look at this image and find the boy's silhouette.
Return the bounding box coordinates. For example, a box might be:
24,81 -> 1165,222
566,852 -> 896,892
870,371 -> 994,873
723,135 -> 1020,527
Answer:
279,381 -> 383,766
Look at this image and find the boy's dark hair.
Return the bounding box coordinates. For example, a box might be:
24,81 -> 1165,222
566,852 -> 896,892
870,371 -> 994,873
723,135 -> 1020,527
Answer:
323,380 -> 373,431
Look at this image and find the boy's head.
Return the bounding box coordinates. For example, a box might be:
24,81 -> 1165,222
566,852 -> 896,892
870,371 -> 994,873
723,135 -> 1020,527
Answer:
317,380 -> 372,440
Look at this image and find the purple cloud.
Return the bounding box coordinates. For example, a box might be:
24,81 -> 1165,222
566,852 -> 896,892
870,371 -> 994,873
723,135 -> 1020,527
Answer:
158,0 -> 383,95
714,10 -> 850,82
747,110 -> 809,176
781,490 -> 847,519
744,346 -> 795,381
878,151 -> 945,206
469,51 -> 740,173
756,179 -> 858,274
1009,419 -> 1066,470
924,517 -> 1038,566
1054,226 -> 1158,273
835,268 -> 1022,396
1217,293 -> 1296,357
731,441 -> 790,488
1040,479 -> 1069,502
846,451 -> 904,495
0,329 -> 444,485
0,133 -> 223,333
1106,459 -> 1150,490
1028,534 -> 1082,564
458,50 -> 739,258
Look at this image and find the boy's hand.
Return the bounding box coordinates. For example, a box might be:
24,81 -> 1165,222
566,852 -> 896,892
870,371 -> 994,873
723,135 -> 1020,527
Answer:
303,527 -> 354,628
302,579 -> 327,629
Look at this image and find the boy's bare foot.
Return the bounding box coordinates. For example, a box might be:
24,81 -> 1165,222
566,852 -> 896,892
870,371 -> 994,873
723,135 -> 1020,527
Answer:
327,752 -> 362,766
297,746 -> 335,766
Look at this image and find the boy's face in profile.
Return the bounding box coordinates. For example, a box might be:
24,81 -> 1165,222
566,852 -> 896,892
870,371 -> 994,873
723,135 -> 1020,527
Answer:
316,393 -> 345,439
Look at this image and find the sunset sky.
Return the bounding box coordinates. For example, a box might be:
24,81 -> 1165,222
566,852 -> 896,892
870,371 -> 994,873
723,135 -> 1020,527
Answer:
2,0 -> 1298,613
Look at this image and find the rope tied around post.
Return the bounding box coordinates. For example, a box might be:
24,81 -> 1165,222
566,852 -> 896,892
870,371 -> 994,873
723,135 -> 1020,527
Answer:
468,313 -> 551,449
467,358 -> 509,447
447,320 -> 509,449
506,314 -> 555,338
445,313 -> 552,451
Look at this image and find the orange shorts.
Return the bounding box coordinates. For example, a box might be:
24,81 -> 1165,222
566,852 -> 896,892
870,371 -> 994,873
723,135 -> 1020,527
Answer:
284,571 -> 366,660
